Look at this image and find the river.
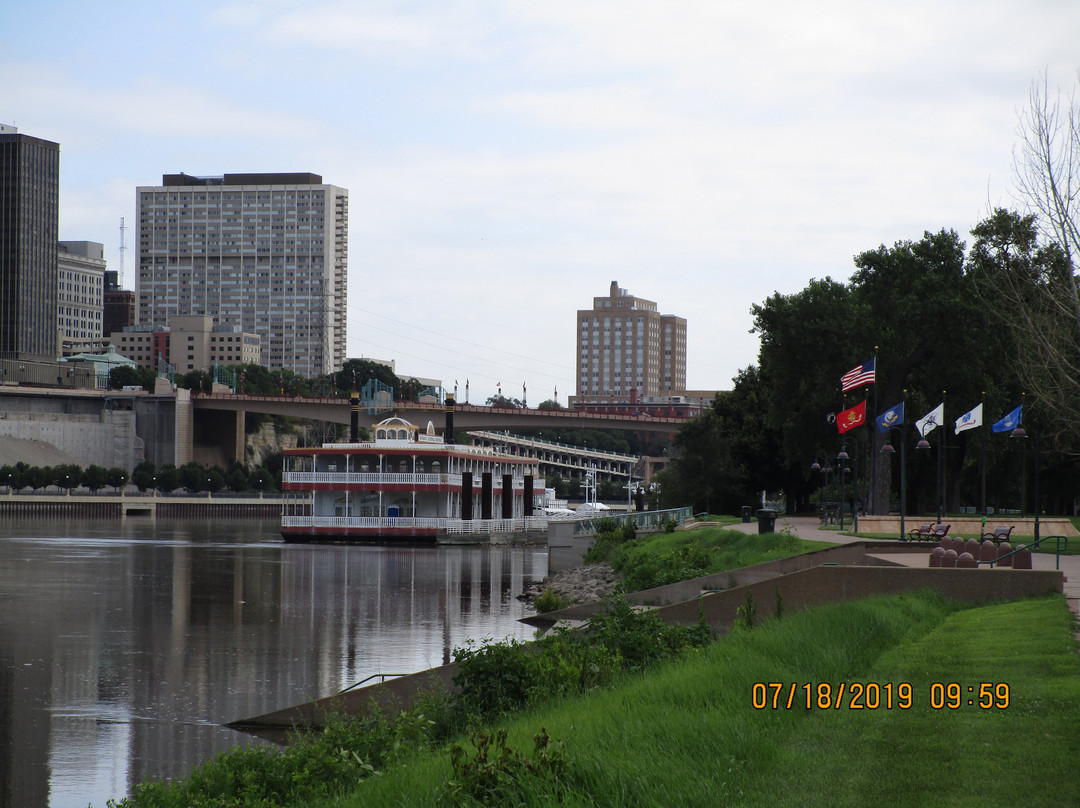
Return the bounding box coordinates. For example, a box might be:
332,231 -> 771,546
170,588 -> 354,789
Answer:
0,517 -> 548,808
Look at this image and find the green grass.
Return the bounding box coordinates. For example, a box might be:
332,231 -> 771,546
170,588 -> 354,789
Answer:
608,525 -> 830,591
333,591 -> 1080,807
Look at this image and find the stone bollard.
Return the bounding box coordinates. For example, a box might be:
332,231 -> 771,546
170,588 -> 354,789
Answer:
996,541 -> 1013,567
941,548 -> 958,568
979,540 -> 997,563
965,538 -> 980,557
957,551 -> 977,568
1012,544 -> 1032,570
929,546 -> 944,567
940,536 -> 953,552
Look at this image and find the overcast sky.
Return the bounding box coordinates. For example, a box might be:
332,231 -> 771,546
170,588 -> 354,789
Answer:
3,1 -> 1078,404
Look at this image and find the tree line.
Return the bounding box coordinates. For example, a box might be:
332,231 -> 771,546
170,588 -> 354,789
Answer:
657,76 -> 1080,518
107,358 -> 432,402
0,459 -> 279,495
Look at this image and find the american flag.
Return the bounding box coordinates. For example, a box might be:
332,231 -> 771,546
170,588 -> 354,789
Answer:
840,358 -> 875,392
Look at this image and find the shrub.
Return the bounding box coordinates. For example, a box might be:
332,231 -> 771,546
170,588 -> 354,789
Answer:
534,588 -> 570,614
441,728 -> 568,806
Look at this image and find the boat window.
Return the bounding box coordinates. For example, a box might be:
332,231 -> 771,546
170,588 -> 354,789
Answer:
416,460 -> 425,473
376,429 -> 386,440
431,461 -> 440,474
399,459 -> 408,473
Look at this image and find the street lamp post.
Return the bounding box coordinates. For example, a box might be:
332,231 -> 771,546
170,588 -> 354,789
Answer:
810,456 -> 833,522
915,422 -> 944,525
1010,418 -> 1039,543
838,437 -> 860,533
881,424 -> 907,540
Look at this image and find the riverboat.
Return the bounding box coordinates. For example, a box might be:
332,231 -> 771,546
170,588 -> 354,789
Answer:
280,402 -> 545,543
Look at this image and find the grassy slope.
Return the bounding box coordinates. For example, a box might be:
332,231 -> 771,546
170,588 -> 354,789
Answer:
335,593 -> 1080,807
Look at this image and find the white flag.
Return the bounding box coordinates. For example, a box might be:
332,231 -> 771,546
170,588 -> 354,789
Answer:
916,402 -> 944,438
955,403 -> 982,434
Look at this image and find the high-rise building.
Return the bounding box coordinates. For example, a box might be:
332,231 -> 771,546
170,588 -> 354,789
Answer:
572,280 -> 687,406
57,241 -> 105,353
135,172 -> 348,376
0,124 -> 60,360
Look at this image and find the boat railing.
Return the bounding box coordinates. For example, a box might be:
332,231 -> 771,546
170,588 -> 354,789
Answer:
281,515 -> 548,533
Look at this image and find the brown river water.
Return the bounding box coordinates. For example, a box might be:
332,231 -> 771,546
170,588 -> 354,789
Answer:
0,517 -> 548,807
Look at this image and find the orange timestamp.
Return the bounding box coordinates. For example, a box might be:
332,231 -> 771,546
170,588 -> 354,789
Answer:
751,682 -> 1011,710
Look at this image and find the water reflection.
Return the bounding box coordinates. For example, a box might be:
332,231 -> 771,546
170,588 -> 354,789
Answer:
0,518 -> 547,808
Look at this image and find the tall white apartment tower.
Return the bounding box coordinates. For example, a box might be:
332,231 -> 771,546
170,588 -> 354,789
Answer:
135,172 -> 348,376
573,280 -> 687,405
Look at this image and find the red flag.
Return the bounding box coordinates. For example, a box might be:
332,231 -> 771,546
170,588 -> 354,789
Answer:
837,400 -> 866,433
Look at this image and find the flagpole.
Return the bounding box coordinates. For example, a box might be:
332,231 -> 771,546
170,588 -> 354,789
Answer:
870,348 -> 878,514
980,391 -> 986,516
900,390 -> 907,540
937,390 -> 945,525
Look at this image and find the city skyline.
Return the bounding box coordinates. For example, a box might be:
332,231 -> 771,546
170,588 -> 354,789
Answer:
3,1 -> 1079,402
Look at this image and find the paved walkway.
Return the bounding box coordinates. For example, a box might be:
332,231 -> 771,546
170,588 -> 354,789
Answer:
730,514 -> 1079,631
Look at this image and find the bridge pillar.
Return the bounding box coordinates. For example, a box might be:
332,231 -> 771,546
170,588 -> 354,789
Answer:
192,407 -> 246,467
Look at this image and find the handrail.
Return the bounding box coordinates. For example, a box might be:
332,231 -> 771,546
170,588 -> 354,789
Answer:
338,672 -> 409,694
979,534 -> 1069,570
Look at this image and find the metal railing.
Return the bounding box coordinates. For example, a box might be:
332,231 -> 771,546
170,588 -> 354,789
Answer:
979,534 -> 1069,570
280,515 -> 548,533
572,505 -> 694,535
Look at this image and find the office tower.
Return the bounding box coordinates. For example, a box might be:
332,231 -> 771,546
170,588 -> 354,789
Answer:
573,280 -> 687,404
57,241 -> 105,352
135,172 -> 348,376
0,124 -> 60,359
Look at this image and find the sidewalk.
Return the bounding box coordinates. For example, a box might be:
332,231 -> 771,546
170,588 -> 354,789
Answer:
732,513 -> 1079,635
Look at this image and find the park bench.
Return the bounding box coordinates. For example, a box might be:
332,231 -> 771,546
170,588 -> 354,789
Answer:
981,525 -> 1014,545
908,523 -> 933,541
932,524 -> 951,541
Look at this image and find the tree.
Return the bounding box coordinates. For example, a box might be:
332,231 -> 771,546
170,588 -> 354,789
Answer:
486,395 -> 523,408
537,399 -> 564,410
179,462 -> 208,492
106,467 -> 129,492
225,463 -> 249,492
335,359 -> 397,395
83,464 -> 108,492
108,365 -> 156,391
131,460 -> 157,491
157,464 -> 181,493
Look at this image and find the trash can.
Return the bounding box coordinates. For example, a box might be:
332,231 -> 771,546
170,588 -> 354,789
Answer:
757,508 -> 777,534
741,505 -> 752,523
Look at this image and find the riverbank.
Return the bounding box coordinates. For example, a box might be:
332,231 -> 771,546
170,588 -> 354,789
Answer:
518,561 -> 619,605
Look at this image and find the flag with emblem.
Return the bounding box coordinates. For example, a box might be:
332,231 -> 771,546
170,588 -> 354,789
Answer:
837,400 -> 866,433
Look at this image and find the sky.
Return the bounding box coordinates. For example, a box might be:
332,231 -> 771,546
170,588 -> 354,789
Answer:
2,1 -> 1079,405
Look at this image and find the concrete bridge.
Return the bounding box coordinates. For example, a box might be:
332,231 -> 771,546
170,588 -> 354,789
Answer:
0,386 -> 690,472
190,393 -> 687,467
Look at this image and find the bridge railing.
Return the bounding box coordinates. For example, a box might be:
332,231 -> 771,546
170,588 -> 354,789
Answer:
571,506 -> 694,535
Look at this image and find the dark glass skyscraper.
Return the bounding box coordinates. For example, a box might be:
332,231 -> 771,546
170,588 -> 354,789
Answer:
0,125 -> 60,359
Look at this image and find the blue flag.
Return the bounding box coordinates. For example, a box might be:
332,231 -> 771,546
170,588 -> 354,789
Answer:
875,401 -> 904,433
991,405 -> 1022,433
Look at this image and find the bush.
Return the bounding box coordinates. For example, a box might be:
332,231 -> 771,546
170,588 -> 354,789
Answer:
441,728 -> 568,806
533,588 -> 570,614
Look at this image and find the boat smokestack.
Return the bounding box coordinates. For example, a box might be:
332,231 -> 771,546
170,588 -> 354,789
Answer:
350,391 -> 360,442
444,395 -> 455,444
